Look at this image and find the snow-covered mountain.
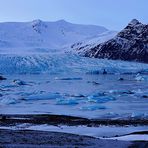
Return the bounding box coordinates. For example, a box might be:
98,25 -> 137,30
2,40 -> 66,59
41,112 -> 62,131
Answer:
73,19 -> 148,63
70,31 -> 117,55
0,19 -> 147,75
0,19 -> 108,52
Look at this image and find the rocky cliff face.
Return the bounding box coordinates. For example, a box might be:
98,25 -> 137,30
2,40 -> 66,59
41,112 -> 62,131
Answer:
75,19 -> 148,63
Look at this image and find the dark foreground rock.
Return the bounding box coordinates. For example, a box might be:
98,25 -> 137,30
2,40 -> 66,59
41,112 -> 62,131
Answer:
74,19 -> 148,63
1,114 -> 148,127
0,129 -> 139,148
0,129 -> 148,148
0,114 -> 148,127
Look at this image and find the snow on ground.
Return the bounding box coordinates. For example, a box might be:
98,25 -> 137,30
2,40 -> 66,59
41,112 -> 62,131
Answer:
70,31 -> 117,55
0,124 -> 148,141
105,134 -> 148,141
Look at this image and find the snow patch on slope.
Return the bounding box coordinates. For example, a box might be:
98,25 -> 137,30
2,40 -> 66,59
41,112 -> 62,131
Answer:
70,31 -> 117,55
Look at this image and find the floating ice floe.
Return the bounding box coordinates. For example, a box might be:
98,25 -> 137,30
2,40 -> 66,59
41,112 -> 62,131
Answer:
1,84 -> 18,89
56,98 -> 79,105
131,112 -> 146,119
12,79 -> 27,86
87,96 -> 116,103
0,97 -> 19,105
109,90 -> 134,95
26,92 -> 61,101
54,77 -> 82,80
80,105 -> 106,111
135,74 -> 147,81
65,93 -> 86,98
87,92 -> 105,99
87,92 -> 115,103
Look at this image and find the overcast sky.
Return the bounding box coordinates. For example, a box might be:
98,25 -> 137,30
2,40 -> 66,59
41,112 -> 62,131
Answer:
0,0 -> 147,30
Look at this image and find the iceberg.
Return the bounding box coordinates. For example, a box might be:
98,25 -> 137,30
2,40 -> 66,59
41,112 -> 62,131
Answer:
135,74 -> 147,81
0,97 -> 19,105
26,92 -> 61,101
80,105 -> 106,111
87,96 -> 116,103
56,98 -> 79,105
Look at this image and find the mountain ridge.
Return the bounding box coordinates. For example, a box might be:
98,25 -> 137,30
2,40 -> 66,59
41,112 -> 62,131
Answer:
73,19 -> 148,63
0,19 -> 108,52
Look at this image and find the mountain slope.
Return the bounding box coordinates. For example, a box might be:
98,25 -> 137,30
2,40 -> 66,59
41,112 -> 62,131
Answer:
73,19 -> 148,63
0,19 -> 108,51
70,31 -> 117,55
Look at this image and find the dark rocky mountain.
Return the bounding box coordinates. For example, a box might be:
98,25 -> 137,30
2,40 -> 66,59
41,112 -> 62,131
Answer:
75,19 -> 148,63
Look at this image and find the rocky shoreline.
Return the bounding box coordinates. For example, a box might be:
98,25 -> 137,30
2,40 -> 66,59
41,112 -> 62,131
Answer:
0,114 -> 148,147
1,114 -> 148,127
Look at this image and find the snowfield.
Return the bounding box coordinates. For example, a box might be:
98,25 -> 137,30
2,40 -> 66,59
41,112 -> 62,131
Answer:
0,19 -> 108,49
1,124 -> 148,141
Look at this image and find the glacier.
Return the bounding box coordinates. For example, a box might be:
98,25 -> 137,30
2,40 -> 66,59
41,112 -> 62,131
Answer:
0,52 -> 148,74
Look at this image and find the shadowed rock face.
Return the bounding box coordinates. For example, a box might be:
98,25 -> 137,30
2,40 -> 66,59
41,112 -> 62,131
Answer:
81,19 -> 148,63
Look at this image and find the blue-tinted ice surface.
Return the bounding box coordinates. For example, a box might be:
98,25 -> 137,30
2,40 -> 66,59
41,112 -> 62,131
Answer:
80,105 -> 106,111
0,53 -> 148,119
0,72 -> 148,119
56,98 -> 79,105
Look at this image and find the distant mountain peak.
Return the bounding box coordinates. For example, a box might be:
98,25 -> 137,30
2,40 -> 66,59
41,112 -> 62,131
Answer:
57,19 -> 67,22
31,19 -> 47,34
128,19 -> 141,26
31,19 -> 46,27
55,19 -> 68,24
